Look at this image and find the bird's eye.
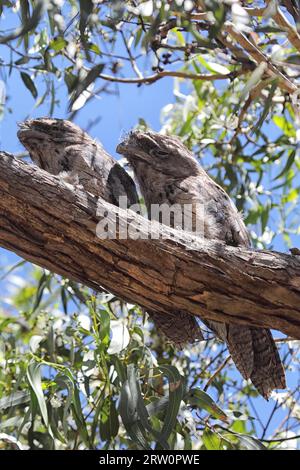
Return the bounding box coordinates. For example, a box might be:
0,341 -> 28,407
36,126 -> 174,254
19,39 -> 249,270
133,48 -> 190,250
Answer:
150,148 -> 169,159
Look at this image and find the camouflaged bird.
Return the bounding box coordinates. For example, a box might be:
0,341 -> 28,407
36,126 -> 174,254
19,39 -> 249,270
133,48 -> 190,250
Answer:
116,129 -> 286,398
17,118 -> 202,347
17,118 -> 138,207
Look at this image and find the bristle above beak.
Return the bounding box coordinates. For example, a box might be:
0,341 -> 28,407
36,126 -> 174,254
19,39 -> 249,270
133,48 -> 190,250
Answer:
17,121 -> 30,130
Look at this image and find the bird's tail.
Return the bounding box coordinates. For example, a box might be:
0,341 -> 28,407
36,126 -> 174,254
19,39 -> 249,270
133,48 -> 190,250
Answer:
147,310 -> 203,348
204,321 -> 286,399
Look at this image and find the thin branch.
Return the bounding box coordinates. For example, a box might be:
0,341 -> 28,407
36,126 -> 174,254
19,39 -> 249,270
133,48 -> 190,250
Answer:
191,10 -> 298,94
96,68 -> 241,85
120,29 -> 143,79
203,355 -> 231,392
230,79 -> 272,144
261,434 -> 300,443
247,1 -> 300,54
274,336 -> 296,343
271,4 -> 300,54
223,23 -> 298,94
244,8 -> 266,17
63,49 -> 242,85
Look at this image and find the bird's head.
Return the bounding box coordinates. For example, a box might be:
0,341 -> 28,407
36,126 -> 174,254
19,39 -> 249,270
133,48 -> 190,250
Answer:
17,118 -> 93,173
116,130 -> 200,179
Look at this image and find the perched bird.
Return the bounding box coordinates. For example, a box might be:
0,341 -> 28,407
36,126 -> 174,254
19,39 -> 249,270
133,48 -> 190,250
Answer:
117,130 -> 286,398
17,118 -> 138,207
17,118 -> 202,346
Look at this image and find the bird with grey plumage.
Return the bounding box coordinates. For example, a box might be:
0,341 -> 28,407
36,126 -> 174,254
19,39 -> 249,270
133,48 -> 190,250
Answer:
116,129 -> 286,399
17,118 -> 138,207
17,118 -> 202,347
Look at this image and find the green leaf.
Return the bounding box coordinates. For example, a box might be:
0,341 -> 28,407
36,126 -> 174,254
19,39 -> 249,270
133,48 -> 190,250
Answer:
69,63 -> 105,110
31,271 -> 51,313
110,355 -> 127,385
119,377 -> 149,449
128,366 -> 169,449
134,27 -> 143,48
97,307 -> 111,346
185,388 -> 228,422
64,71 -> 78,94
197,56 -> 230,75
27,361 -> 49,428
54,374 -> 74,438
50,37 -> 67,52
88,43 -> 101,55
261,202 -> 271,233
20,72 -> 37,99
15,56 -> 30,65
99,397 -> 119,441
282,187 -> 299,203
20,0 -> 30,50
0,259 -> 26,281
157,365 -> 184,443
119,365 -> 169,449
71,383 -> 91,447
254,80 -> 278,132
202,429 -> 223,450
273,115 -> 295,137
274,150 -> 296,181
79,0 -> 93,38
224,432 -> 267,450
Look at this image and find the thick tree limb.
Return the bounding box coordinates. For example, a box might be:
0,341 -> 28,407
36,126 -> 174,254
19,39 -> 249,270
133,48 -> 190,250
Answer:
1,152 -> 300,338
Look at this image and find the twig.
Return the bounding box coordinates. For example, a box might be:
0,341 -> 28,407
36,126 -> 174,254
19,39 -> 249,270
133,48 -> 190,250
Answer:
261,434 -> 300,443
247,1 -> 300,54
96,68 -> 242,85
244,7 -> 267,17
261,401 -> 279,440
229,78 -> 272,144
224,23 -> 297,94
120,29 -> 143,79
203,355 -> 231,392
191,10 -> 298,94
274,336 -> 297,343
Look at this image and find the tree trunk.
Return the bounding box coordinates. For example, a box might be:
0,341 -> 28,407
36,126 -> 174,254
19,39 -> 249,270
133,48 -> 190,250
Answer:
1,152 -> 300,338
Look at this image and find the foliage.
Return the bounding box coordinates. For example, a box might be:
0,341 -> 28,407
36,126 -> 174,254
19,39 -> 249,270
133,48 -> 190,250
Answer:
0,0 -> 300,450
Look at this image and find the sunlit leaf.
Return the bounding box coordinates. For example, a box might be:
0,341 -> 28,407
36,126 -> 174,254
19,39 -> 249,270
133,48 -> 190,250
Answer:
26,361 -> 49,429
50,37 -> 67,52
69,63 -> 104,110
107,320 -> 130,354
274,150 -> 296,180
186,388 -> 228,422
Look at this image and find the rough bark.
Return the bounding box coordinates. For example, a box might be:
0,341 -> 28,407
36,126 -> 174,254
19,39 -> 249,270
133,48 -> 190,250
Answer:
0,151 -> 300,338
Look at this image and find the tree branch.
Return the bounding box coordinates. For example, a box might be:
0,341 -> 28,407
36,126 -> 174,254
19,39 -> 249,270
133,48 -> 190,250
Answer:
1,152 -> 300,338
246,2 -> 300,55
191,10 -> 298,94
96,69 -> 239,85
223,23 -> 298,94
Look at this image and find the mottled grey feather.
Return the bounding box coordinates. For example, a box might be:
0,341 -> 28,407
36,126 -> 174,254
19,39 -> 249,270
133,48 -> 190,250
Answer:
117,129 -> 286,398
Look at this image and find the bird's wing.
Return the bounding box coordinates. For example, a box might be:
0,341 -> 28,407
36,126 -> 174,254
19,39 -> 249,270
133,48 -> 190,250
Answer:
176,176 -> 251,247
